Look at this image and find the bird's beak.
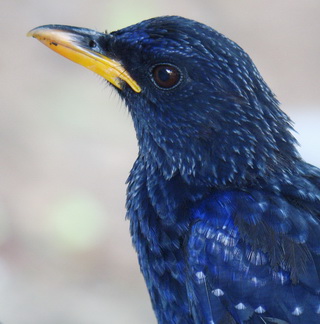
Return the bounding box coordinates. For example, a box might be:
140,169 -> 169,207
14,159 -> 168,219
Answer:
27,25 -> 141,93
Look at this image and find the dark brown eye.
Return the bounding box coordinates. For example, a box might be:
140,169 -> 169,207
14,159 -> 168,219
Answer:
151,64 -> 181,89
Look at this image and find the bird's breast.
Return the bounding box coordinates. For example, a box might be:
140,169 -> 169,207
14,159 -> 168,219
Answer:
125,158 -> 197,323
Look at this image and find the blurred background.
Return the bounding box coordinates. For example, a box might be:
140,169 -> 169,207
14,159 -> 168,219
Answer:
1,0 -> 319,323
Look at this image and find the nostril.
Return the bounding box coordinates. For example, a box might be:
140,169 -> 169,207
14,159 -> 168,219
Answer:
89,40 -> 96,48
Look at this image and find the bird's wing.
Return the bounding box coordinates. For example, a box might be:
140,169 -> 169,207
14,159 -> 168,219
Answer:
186,189 -> 320,324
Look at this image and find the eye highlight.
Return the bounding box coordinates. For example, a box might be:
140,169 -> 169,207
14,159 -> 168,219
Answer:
151,64 -> 182,89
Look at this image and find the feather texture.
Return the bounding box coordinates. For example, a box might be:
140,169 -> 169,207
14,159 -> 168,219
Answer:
31,15 -> 320,324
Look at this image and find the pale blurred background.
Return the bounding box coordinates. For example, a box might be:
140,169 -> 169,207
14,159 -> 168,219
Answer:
0,1 -> 319,323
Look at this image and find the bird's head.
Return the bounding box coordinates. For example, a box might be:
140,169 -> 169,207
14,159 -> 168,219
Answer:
28,16 -> 300,187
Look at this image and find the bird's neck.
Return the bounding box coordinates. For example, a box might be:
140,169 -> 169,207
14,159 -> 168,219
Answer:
127,73 -> 302,188
134,126 -> 300,189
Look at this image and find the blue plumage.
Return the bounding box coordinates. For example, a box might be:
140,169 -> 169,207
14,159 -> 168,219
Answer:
118,17 -> 320,323
30,16 -> 320,324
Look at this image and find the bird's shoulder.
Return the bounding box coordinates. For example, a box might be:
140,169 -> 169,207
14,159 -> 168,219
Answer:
186,173 -> 320,323
189,186 -> 320,275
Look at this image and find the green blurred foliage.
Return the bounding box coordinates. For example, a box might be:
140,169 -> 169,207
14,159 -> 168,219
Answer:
47,194 -> 108,252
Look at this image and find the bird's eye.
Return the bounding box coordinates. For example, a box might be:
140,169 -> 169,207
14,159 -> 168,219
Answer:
151,64 -> 181,89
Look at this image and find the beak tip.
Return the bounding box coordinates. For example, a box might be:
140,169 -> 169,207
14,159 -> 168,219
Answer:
27,26 -> 49,38
27,28 -> 38,38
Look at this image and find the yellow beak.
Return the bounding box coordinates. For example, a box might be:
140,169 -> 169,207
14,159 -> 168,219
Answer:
27,25 -> 141,93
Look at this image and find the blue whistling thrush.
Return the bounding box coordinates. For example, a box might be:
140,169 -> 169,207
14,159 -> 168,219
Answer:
28,16 -> 320,324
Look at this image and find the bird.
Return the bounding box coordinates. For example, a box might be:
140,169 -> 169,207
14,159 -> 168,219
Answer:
28,16 -> 320,324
